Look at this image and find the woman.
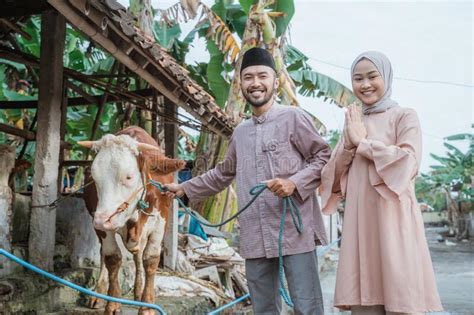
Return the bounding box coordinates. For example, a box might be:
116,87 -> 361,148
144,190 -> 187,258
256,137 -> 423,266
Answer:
321,51 -> 443,315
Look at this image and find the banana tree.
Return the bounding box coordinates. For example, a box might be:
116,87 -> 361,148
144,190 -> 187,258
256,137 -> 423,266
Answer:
417,129 -> 473,239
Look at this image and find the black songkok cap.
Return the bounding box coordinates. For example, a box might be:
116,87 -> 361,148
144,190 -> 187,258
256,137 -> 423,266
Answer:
240,47 -> 276,73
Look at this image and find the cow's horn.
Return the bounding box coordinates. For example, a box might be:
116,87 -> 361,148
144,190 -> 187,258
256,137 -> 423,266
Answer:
77,140 -> 97,148
137,142 -> 160,151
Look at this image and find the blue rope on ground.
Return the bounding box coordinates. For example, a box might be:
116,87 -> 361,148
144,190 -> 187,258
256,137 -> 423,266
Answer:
0,249 -> 167,314
208,237 -> 342,315
207,293 -> 251,315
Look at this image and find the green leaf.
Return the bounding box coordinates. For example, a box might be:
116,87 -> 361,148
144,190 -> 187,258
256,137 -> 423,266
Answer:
430,153 -> 453,166
444,142 -> 465,158
66,36 -> 79,54
289,69 -> 357,107
3,89 -> 36,101
0,59 -> 26,71
445,133 -> 472,141
153,22 -> 182,50
206,41 -> 230,108
211,0 -> 227,20
271,0 -> 295,37
229,9 -> 248,39
239,0 -> 254,14
284,44 -> 357,107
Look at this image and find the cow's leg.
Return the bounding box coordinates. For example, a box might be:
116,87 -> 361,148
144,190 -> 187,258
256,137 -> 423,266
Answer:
138,228 -> 165,315
102,232 -> 122,315
133,251 -> 144,301
88,247 -> 108,309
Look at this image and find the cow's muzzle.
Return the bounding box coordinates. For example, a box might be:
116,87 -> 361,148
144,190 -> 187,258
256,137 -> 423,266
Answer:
93,213 -> 118,231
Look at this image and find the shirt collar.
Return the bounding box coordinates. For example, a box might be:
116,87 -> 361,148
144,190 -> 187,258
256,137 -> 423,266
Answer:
252,103 -> 277,124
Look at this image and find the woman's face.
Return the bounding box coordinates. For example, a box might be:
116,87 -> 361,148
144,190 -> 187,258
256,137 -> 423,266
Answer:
352,59 -> 385,106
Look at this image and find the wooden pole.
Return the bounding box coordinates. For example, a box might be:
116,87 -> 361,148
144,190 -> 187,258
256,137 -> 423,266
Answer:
28,10 -> 66,271
163,100 -> 178,270
58,79 -> 68,192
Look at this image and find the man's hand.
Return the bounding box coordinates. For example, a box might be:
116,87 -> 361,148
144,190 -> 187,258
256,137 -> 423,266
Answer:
265,178 -> 296,198
162,183 -> 185,198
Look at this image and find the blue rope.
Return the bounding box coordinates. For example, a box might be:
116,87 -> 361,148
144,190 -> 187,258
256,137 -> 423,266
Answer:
149,180 -> 303,307
0,182 -> 305,314
207,237 -> 342,314
277,198 -> 304,307
150,180 -> 268,228
0,249 -> 166,314
207,293 -> 251,315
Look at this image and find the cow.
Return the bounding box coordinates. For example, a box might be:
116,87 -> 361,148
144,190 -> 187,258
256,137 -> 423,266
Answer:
79,126 -> 185,315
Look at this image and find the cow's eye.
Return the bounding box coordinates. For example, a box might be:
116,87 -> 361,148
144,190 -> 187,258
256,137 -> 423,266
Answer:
126,175 -> 133,180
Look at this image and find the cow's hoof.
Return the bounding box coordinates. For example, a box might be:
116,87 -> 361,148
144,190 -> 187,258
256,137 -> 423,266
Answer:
138,308 -> 156,315
87,296 -> 105,309
105,302 -> 121,314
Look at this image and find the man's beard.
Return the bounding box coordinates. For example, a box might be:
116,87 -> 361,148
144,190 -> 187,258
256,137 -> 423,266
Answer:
242,84 -> 276,108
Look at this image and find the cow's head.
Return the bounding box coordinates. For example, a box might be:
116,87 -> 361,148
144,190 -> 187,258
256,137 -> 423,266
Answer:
78,134 -> 185,231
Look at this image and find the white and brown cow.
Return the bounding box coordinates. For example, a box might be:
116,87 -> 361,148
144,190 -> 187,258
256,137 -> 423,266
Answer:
80,126 -> 185,315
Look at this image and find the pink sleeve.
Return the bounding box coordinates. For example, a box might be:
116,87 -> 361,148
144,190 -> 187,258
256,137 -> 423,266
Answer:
356,109 -> 422,197
320,139 -> 356,215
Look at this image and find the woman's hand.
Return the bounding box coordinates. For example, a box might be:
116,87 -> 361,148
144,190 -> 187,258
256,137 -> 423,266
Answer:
346,104 -> 367,147
343,105 -> 356,150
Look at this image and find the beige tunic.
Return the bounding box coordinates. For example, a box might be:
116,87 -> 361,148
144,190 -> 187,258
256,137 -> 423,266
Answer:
321,106 -> 443,313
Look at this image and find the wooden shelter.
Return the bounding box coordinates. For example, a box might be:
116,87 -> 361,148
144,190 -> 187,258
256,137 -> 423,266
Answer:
0,0 -> 236,272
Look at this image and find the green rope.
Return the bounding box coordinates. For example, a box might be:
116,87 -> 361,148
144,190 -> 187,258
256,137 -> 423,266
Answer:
148,179 -> 303,307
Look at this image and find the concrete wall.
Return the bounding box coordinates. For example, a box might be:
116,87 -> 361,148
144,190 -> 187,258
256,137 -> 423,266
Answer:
422,211 -> 448,224
55,197 -> 101,268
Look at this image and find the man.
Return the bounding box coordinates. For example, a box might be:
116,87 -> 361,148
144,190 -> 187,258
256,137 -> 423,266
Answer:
165,47 -> 331,315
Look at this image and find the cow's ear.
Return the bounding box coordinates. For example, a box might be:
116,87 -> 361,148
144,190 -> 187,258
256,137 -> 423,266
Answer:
149,157 -> 186,174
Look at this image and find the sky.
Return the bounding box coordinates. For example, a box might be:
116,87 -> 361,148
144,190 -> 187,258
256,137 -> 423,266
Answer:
119,0 -> 473,172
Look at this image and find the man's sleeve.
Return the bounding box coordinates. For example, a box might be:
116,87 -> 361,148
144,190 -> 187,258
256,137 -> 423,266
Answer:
288,110 -> 331,202
181,134 -> 237,202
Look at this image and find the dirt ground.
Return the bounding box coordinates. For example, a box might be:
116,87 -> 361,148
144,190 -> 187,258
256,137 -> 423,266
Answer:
320,226 -> 474,315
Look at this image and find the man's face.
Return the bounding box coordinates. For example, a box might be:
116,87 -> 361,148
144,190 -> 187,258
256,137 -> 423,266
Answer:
240,65 -> 278,108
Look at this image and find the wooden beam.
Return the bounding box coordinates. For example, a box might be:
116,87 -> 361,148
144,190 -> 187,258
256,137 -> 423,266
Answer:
65,81 -> 99,105
0,123 -> 35,141
0,88 -> 155,109
28,10 -> 66,272
0,19 -> 32,40
0,0 -> 50,18
90,61 -> 118,141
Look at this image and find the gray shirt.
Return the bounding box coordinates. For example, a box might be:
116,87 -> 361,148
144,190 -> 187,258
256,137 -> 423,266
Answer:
182,104 -> 331,259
